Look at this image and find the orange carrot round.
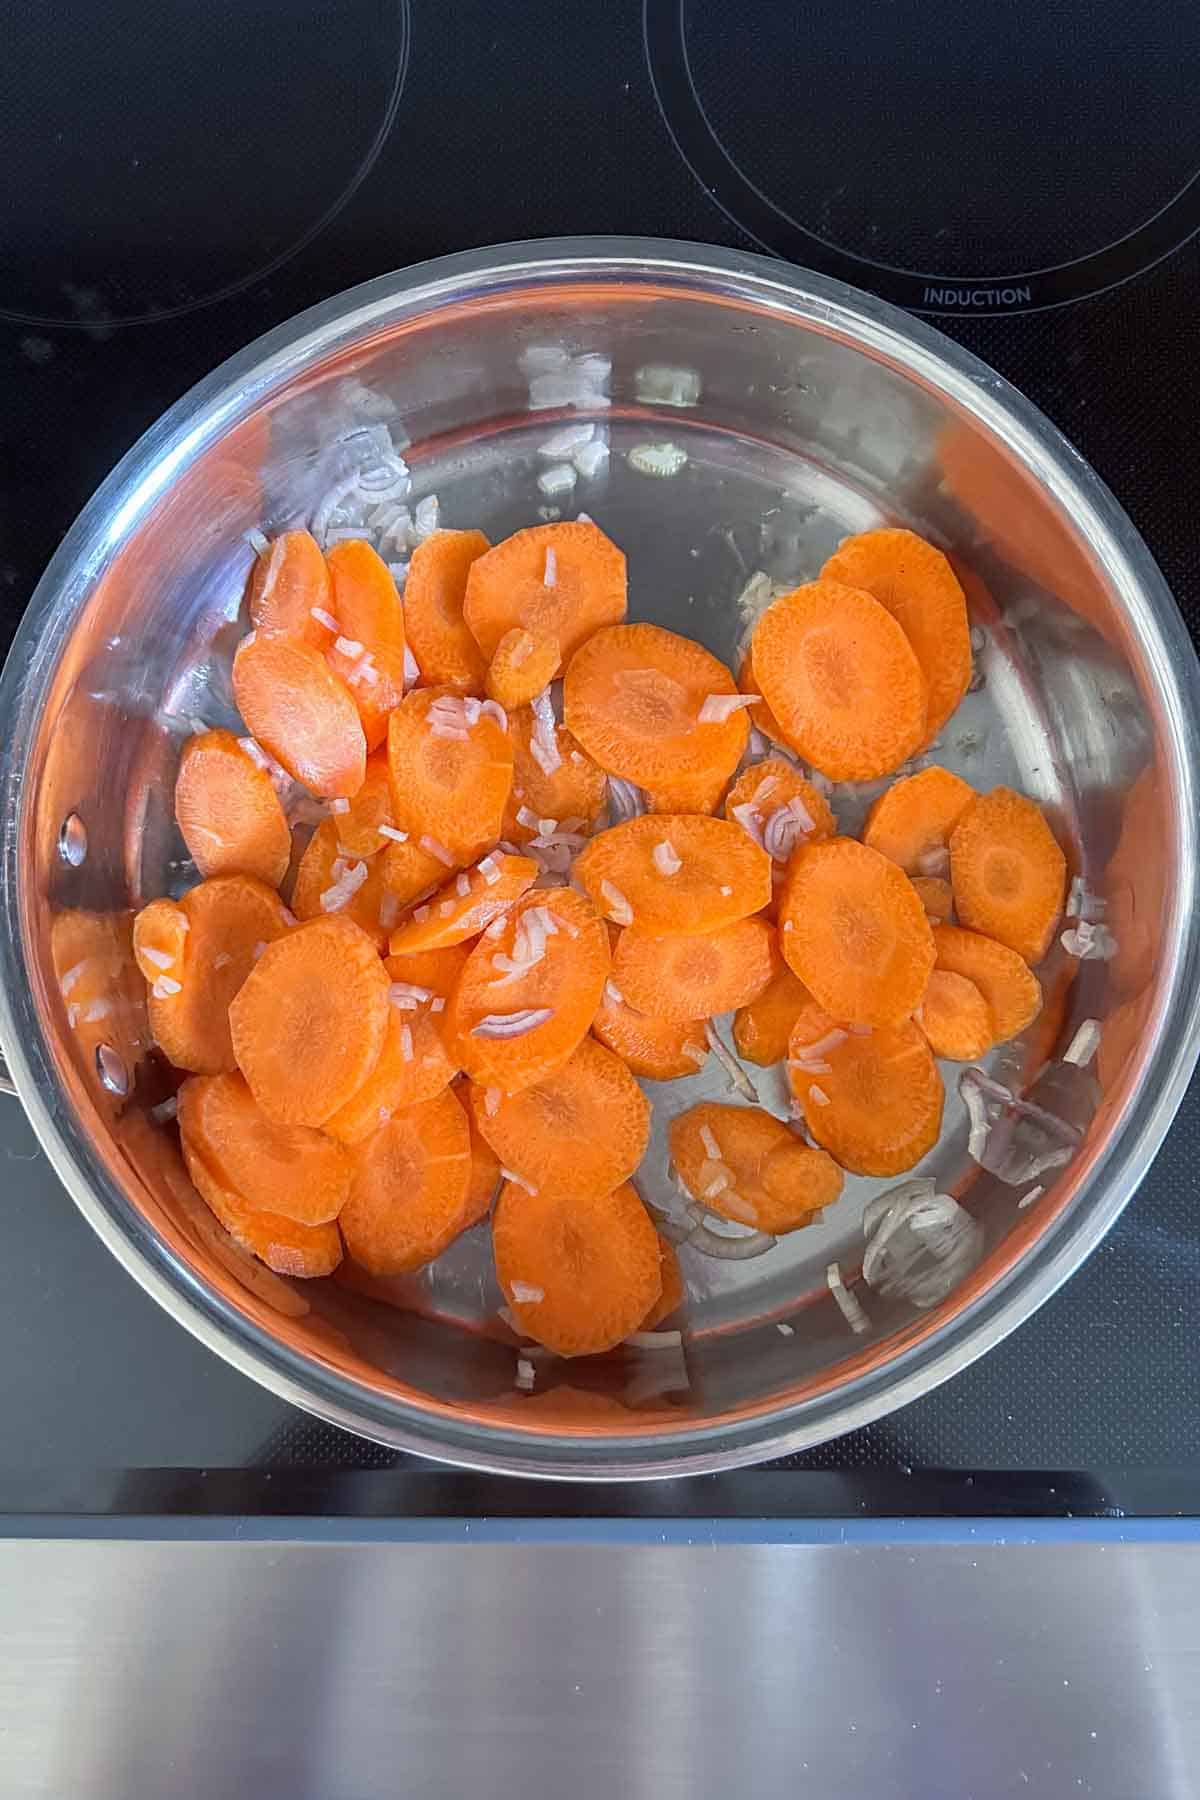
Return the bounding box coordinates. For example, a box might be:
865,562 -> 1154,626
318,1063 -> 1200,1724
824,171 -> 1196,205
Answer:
174,728 -> 291,888
290,819 -> 392,950
751,580 -> 927,779
380,836 -> 453,908
931,923 -> 1042,1043
503,708 -> 608,845
232,631 -> 366,799
643,766 -> 732,816
863,766 -> 975,873
916,969 -> 994,1061
564,622 -> 748,790
821,528 -> 972,741
724,757 -> 837,858
402,528 -> 491,694
470,1036 -> 650,1201
385,686 -> 513,865
178,1072 -> 350,1224
462,1098 -> 502,1228
339,1086 -> 473,1274
184,1140 -> 343,1279
949,786 -> 1067,964
448,889 -> 610,1094
334,749 -> 397,860
788,1002 -> 944,1177
778,838 -> 935,1028
229,914 -> 389,1126
386,852 -> 537,955
733,965 -> 813,1067
670,1101 -> 842,1234
323,987 -> 459,1144
486,628 -> 561,712
573,813 -> 771,937
325,538 -> 406,751
248,529 -> 333,648
464,520 -> 626,671
592,988 -> 709,1081
911,874 -> 954,923
612,917 -> 779,1024
492,1179 -> 662,1356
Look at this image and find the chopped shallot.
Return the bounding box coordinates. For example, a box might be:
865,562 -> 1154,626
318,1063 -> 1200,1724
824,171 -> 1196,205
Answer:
699,1123 -> 721,1160
1063,1018 -> 1101,1068
389,982 -> 432,1005
697,693 -> 757,724
1061,920 -> 1117,960
599,879 -> 634,926
319,859 -> 369,912
501,1166 -> 538,1194
606,776 -> 647,823
730,802 -> 765,848
652,839 -> 682,876
529,686 -> 561,775
826,1261 -> 870,1333
861,1181 -> 983,1310
152,976 -> 182,999
510,1280 -> 545,1303
140,946 -> 174,972
309,606 -> 339,631
762,797 -> 815,862
329,798 -> 350,815
419,836 -> 454,867
543,546 -> 557,587
378,824 -> 407,843
472,1008 -> 553,1038
398,1024 -> 414,1062
334,635 -> 364,659
704,1020 -> 759,1102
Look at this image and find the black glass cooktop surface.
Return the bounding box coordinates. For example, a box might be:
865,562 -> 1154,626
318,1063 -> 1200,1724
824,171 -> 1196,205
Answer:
2,0 -> 1198,1517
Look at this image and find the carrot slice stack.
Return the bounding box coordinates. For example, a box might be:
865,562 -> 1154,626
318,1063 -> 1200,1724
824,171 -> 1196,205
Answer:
503,709 -> 608,845
339,1086 -> 473,1274
232,632 -> 366,798
184,1141 -> 343,1279
788,1001 -> 944,1177
821,528 -> 972,741
464,519 -> 627,676
324,538 -> 406,751
574,813 -> 771,937
470,1036 -> 650,1201
174,729 -> 291,887
611,917 -> 779,1024
386,852 -> 537,954
592,986 -> 709,1081
671,1101 -> 842,1233
911,874 -> 955,922
230,914 -> 389,1126
448,889 -> 610,1094
492,1179 -> 662,1356
137,874 -> 292,1074
334,749 -> 397,859
564,622 -> 749,793
178,1073 -> 350,1224
733,965 -> 813,1067
248,529 -> 333,648
486,628 -> 561,712
778,838 -> 934,1028
291,819 -> 392,948
949,786 -> 1067,964
751,580 -> 927,779
863,766 -> 975,873
402,528 -> 491,693
385,686 -> 513,866
916,969 -> 994,1061
931,923 -> 1042,1042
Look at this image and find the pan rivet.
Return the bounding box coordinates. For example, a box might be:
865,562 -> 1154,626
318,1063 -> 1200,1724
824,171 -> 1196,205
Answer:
95,1044 -> 128,1097
58,814 -> 88,867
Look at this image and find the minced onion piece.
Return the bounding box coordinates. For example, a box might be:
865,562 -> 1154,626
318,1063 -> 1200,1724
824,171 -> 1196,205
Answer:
378,893 -> 400,931
599,880 -> 634,926
309,605 -> 339,631
792,1029 -> 847,1067
246,527 -> 270,556
763,797 -> 815,862
378,824 -> 407,843
730,802 -> 766,848
237,736 -> 271,771
699,1123 -> 721,1160
721,885 -> 735,897
472,1008 -> 553,1038
688,1222 -> 776,1260
330,798 -> 351,815
1061,920 -> 1118,960
59,961 -> 87,996
510,1280 -> 545,1303
152,975 -> 182,999
150,1095 -> 179,1123
484,1088 -> 502,1116
776,1321 -> 795,1337
419,835 -> 454,867
573,438 -> 609,479
1063,1018 -> 1101,1068
538,422 -> 595,459
140,945 -> 174,972
529,686 -> 561,775
606,776 -> 647,823
456,871 -> 472,898
543,546 -> 557,587
538,463 -> 577,498
478,700 -> 508,730
334,635 -> 364,659
624,1329 -> 684,1350
826,1262 -> 870,1333
319,859 -> 369,912
698,693 -> 757,724
501,1166 -> 538,1194
1019,1184 -> 1045,1208
704,1020 -> 759,1102
403,645 -> 421,690
413,494 -> 440,539
515,1356 -> 536,1391
1067,875 -> 1107,921
390,981 -> 433,1004
808,1084 -> 831,1107
652,840 -> 682,875
399,1023 -> 414,1062
82,998 -> 111,1022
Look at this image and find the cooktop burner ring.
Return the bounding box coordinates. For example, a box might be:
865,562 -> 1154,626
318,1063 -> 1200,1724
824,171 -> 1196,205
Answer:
644,0 -> 1200,314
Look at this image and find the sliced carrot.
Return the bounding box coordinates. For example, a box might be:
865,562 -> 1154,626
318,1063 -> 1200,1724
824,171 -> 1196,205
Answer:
778,838 -> 935,1028
949,786 -> 1067,964
385,686 -> 513,865
339,1086 -> 472,1274
229,914 -> 389,1126
383,943 -> 469,997
174,728 -> 291,887
643,766 -> 731,815
863,766 -> 975,873
232,631 -> 366,799
386,852 -> 537,954
670,1102 -> 842,1234
464,520 -> 627,673
492,1179 -> 662,1357
177,1072 -> 350,1224
448,888 -> 610,1094
573,814 -> 771,937
248,529 -> 333,648
324,538 -> 406,752
133,897 -> 190,986
486,627 -> 561,712
733,965 -> 812,1067
563,622 -> 748,790
323,991 -> 458,1142
469,1036 -> 650,1202
931,924 -> 1042,1043
592,986 -> 709,1081
612,917 -> 779,1024
821,528 -> 972,740
724,757 -> 837,857
462,1099 -> 501,1228
751,581 -> 927,779
184,1140 -> 343,1278
402,528 -> 491,693
737,651 -> 788,744
911,874 -> 954,922
140,875 -> 291,1074
334,749 -> 397,860
640,1235 -> 685,1330
788,1002 -> 944,1177
380,836 -> 451,907
291,818 -> 391,949
503,708 -> 608,844
916,969 -> 994,1061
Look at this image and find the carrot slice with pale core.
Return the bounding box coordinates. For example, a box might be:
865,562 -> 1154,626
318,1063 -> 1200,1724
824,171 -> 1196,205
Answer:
229,914 -> 389,1125
178,1072 -> 350,1224
863,765 -> 975,873
670,1102 -> 842,1234
751,580 -> 927,779
387,852 -> 537,954
931,924 -> 1042,1043
402,528 -> 491,693
821,528 -> 972,741
174,728 -> 291,887
232,632 -> 366,799
469,1036 -> 650,1201
492,1179 -> 662,1357
916,969 -> 994,1061
788,1001 -> 944,1177
464,520 -> 626,670
386,686 -> 513,865
487,628 -> 561,712
573,813 -> 771,937
612,917 -> 779,1024
778,838 -> 934,1028
339,1086 -> 472,1274
949,786 -> 1067,964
